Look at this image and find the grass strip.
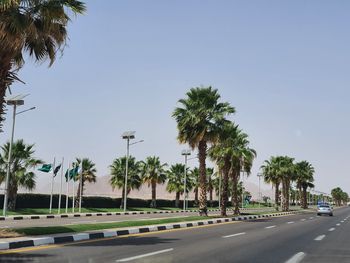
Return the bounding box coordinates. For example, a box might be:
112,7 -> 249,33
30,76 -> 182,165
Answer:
13,216 -> 214,236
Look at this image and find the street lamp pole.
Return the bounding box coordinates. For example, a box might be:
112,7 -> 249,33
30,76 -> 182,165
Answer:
3,104 -> 17,217
257,173 -> 262,209
122,131 -> 143,212
2,95 -> 34,216
182,150 -> 191,211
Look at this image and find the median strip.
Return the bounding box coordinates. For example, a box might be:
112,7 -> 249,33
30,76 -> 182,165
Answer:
0,210 -> 305,251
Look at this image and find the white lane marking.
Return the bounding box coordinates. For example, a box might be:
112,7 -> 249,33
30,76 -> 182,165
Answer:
265,225 -> 276,229
116,248 -> 174,262
328,228 -> 335,232
309,217 -> 314,220
223,232 -> 246,238
314,235 -> 326,241
300,219 -> 306,221
336,223 -> 340,226
341,221 -> 344,223
285,252 -> 306,263
287,221 -> 295,224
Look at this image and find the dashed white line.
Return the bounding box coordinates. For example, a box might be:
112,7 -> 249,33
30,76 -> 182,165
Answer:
287,221 -> 295,224
314,235 -> 326,241
116,248 -> 174,262
309,217 -> 314,220
265,225 -> 276,229
328,228 -> 335,232
341,221 -> 344,223
285,252 -> 306,263
300,219 -> 306,221
223,232 -> 246,238
336,223 -> 341,226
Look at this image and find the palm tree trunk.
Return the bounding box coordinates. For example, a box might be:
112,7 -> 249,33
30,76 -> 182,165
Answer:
281,180 -> 290,212
175,192 -> 180,208
75,179 -> 85,208
209,189 -> 213,207
7,184 -> 18,211
194,187 -> 198,205
150,180 -> 157,208
198,140 -> 207,216
232,171 -> 240,215
302,185 -> 308,209
120,187 -> 125,209
220,159 -> 230,216
275,182 -> 280,211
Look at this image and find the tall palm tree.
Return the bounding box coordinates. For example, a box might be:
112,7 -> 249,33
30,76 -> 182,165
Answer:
74,158 -> 97,208
295,161 -> 314,209
209,122 -> 239,216
206,167 -> 215,207
166,163 -> 192,208
0,0 -> 85,130
173,86 -> 235,215
110,156 -> 142,208
141,156 -> 167,208
0,139 -> 42,210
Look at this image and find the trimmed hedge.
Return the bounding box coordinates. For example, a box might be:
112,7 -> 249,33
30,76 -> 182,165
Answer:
0,194 -> 223,209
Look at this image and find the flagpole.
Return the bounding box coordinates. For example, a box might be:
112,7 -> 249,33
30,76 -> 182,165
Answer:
72,168 -> 75,213
58,157 -> 64,214
65,162 -> 70,214
49,157 -> 56,214
79,163 -> 82,213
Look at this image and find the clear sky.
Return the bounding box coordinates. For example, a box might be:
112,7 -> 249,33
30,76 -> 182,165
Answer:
2,0 -> 350,195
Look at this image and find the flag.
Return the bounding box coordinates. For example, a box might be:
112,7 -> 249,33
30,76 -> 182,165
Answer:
53,164 -> 62,177
65,166 -> 79,182
38,164 -> 52,173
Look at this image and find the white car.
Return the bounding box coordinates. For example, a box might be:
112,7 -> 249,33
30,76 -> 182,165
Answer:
317,204 -> 333,216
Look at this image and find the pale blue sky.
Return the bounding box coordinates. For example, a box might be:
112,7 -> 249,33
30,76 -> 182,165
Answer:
2,1 -> 350,194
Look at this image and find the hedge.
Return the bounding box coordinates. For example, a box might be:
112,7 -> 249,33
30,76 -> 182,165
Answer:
0,194 -> 223,209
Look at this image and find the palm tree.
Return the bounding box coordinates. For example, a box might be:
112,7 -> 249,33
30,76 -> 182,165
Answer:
261,157 -> 281,210
74,158 -> 97,208
110,156 -> 142,208
230,129 -> 256,215
173,86 -> 235,215
209,122 -> 239,216
295,161 -> 314,209
206,168 -> 215,207
141,156 -> 167,208
0,139 -> 42,210
0,1 -> 85,130
166,163 -> 192,208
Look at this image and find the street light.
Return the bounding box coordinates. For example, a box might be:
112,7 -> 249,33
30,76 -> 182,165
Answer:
122,131 -> 143,212
3,95 -> 35,216
257,173 -> 263,209
181,149 -> 191,210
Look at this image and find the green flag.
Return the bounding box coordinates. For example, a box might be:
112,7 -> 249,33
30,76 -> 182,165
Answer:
65,166 -> 79,182
38,164 -> 52,173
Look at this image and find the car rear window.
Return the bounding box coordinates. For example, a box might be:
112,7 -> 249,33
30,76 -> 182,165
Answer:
319,205 -> 330,208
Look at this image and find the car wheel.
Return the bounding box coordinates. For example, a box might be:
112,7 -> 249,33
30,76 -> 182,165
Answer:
330,213 -> 333,216
317,213 -> 321,216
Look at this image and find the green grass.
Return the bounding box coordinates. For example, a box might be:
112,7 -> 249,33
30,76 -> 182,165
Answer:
14,215 -> 214,236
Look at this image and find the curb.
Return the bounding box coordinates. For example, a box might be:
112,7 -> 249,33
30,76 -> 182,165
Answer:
0,211 -> 302,251
0,208 -> 265,221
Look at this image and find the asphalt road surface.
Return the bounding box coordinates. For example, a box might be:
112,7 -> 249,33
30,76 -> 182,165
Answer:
1,207 -> 349,263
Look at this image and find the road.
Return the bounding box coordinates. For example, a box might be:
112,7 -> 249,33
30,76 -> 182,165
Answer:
1,207 -> 349,263
0,209 -> 275,228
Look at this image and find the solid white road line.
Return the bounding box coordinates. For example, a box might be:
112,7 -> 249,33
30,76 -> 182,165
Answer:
285,252 -> 306,263
336,223 -> 341,226
223,232 -> 246,238
328,228 -> 335,232
265,225 -> 276,229
287,221 -> 295,224
314,235 -> 326,241
116,248 -> 174,262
